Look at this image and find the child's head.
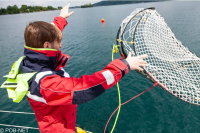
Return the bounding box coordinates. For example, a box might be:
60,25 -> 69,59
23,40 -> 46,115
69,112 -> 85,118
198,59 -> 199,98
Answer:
24,21 -> 62,50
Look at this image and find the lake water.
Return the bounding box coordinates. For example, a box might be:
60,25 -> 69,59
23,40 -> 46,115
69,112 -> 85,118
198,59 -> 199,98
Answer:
0,1 -> 200,133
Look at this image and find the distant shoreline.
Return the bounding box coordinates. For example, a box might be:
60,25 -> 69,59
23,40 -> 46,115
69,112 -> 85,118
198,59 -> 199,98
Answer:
92,0 -> 168,7
0,5 -> 61,15
0,0 -> 168,16
73,0 -> 168,8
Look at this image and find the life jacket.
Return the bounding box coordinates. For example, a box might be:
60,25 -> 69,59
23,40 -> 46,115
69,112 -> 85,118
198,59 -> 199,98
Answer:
0,56 -> 36,103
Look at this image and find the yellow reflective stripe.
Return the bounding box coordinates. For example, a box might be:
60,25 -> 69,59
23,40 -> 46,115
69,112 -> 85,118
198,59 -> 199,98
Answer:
24,45 -> 58,51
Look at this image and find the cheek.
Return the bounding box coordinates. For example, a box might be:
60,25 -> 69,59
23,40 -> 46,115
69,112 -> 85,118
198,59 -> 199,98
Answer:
52,41 -> 61,50
56,43 -> 61,50
57,43 -> 61,48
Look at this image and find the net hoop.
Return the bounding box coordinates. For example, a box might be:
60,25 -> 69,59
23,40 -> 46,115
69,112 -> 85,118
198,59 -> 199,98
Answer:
117,7 -> 200,105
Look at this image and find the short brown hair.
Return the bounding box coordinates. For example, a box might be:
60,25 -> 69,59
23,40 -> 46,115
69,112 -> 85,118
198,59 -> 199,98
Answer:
24,21 -> 62,48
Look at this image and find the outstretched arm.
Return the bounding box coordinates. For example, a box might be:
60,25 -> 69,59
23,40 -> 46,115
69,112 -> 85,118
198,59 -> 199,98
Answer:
40,55 -> 148,105
52,4 -> 74,31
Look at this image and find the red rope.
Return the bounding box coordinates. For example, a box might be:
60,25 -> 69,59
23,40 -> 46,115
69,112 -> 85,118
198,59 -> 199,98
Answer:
104,82 -> 158,133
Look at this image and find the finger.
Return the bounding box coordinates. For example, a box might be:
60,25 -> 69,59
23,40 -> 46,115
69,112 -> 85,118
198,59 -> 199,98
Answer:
135,66 -> 143,71
138,54 -> 148,59
139,60 -> 148,64
69,11 -> 74,16
67,3 -> 71,7
63,3 -> 70,10
139,63 -> 149,67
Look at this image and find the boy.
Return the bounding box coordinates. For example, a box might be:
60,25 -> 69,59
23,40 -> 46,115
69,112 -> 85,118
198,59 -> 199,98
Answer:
22,5 -> 148,133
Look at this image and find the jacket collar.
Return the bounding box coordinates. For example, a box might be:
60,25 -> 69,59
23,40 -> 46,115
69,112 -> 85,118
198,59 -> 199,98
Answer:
22,45 -> 70,72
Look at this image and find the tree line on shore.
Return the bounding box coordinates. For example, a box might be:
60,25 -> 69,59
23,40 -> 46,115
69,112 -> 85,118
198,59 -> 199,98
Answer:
0,5 -> 62,15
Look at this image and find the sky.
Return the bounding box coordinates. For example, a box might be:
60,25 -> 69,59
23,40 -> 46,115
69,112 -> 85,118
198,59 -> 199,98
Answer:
0,0 -> 102,8
0,0 -> 196,8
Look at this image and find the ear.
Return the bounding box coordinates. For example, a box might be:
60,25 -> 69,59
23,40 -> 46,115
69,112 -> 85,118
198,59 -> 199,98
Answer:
43,42 -> 52,48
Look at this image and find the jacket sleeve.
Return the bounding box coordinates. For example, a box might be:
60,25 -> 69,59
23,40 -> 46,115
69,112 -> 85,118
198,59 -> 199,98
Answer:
40,59 -> 130,105
51,16 -> 68,31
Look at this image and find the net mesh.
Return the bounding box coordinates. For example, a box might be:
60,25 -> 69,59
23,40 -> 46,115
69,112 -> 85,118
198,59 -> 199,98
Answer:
117,8 -> 200,105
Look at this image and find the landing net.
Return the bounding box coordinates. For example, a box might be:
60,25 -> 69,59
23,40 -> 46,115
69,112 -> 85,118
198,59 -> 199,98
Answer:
117,8 -> 200,105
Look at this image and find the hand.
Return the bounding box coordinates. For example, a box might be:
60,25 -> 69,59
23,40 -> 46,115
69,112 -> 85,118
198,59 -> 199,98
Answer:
59,4 -> 74,18
125,53 -> 148,71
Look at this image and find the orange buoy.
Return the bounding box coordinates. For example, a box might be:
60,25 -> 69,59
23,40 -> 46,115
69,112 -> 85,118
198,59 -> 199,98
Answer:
101,18 -> 105,23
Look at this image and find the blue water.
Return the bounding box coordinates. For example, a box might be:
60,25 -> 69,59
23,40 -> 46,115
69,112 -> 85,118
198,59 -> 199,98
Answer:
0,1 -> 200,133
